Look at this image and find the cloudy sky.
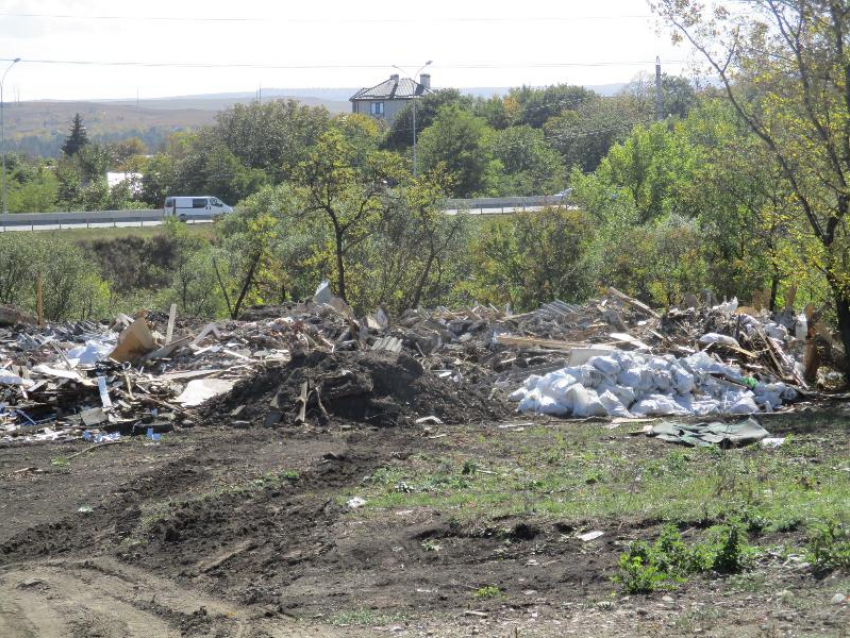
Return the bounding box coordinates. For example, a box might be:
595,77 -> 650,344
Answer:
0,0 -> 689,101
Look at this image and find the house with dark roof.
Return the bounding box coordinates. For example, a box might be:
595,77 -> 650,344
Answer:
350,73 -> 432,124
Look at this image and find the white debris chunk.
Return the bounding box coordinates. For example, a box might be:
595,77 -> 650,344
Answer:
176,379 -> 235,407
699,333 -> 742,348
510,349 -> 796,418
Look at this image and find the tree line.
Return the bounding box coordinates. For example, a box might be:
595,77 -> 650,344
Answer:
2,0 -> 849,377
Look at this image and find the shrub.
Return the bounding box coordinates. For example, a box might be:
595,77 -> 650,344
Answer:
807,520 -> 850,573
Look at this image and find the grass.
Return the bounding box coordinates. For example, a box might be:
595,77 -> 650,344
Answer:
38,223 -> 216,242
327,608 -> 409,627
473,585 -> 501,599
353,419 -> 850,533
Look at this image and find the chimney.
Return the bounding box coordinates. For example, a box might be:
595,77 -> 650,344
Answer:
390,74 -> 400,82
420,73 -> 431,90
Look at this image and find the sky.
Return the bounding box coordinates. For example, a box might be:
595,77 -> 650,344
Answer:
0,0 -> 690,102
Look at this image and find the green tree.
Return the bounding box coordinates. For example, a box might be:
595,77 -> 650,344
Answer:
624,73 -> 700,121
466,208 -> 596,310
214,99 -> 330,182
109,137 -> 149,168
492,125 -> 565,195
416,104 -> 501,198
575,121 -> 696,223
171,131 -> 267,204
297,129 -> 403,303
654,0 -> 850,377
545,94 -> 651,173
61,113 -> 89,157
141,153 -> 175,206
383,89 -> 475,151
505,84 -> 599,129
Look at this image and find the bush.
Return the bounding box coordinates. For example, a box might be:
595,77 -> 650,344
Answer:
613,523 -> 752,594
616,547 -> 672,594
0,233 -> 112,321
807,520 -> 850,573
465,208 -> 596,311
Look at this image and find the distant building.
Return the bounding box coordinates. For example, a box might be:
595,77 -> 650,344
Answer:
350,73 -> 432,124
107,172 -> 143,196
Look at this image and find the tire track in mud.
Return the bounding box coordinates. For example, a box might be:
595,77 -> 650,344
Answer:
0,429 -> 404,637
0,556 -> 356,637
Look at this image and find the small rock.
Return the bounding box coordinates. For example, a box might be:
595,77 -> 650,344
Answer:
17,578 -> 46,589
662,595 -> 675,603
831,593 -> 847,605
346,497 -> 367,510
577,530 -> 605,542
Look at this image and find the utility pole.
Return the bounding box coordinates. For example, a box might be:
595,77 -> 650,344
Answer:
394,60 -> 432,177
655,56 -> 664,122
1,58 -> 21,216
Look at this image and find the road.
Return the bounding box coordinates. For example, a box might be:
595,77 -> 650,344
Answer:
0,219 -> 212,232
0,197 -> 570,232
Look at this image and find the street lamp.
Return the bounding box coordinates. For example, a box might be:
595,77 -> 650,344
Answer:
393,60 -> 431,177
1,58 -> 21,215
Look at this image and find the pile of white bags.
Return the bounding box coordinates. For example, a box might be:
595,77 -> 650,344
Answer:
510,350 -> 798,418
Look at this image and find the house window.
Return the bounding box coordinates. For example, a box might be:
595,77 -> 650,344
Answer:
371,102 -> 385,116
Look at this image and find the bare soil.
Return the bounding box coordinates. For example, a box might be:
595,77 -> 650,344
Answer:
1,412 -> 849,636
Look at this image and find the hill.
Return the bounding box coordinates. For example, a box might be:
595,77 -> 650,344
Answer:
3,94 -> 350,157
3,83 -> 628,157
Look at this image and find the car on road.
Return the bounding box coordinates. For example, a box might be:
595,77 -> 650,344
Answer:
164,196 -> 233,221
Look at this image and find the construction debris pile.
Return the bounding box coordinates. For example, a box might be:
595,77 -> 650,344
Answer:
203,350 -> 504,428
0,308 -> 290,444
0,284 -> 842,443
507,292 -> 827,418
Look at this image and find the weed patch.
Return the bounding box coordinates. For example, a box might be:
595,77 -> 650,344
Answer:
614,522 -> 754,594
807,520 -> 850,573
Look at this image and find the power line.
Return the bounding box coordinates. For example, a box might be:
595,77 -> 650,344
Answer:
0,12 -> 661,24
0,58 -> 685,71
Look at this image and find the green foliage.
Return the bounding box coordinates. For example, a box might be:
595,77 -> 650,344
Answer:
545,94 -> 649,173
383,89 -> 475,151
465,208 -> 596,311
473,585 -> 500,598
504,84 -> 598,129
614,523 -> 751,594
709,522 -> 753,574
492,125 -> 565,195
170,131 -> 268,205
807,520 -> 850,573
0,233 -> 111,320
6,161 -> 59,213
214,99 -> 330,183
615,548 -> 672,594
416,104 -> 501,198
61,113 -> 89,157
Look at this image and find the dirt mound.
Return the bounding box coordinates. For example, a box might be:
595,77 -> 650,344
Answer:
204,350 -> 508,427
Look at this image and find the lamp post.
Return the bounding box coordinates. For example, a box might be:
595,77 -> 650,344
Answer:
1,58 -> 21,215
393,60 -> 431,177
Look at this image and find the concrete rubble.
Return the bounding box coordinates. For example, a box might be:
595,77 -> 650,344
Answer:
0,285 -> 843,444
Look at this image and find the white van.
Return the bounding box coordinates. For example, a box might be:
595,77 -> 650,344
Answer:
163,196 -> 233,221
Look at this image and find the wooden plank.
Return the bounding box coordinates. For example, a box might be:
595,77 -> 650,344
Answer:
145,335 -> 193,361
36,272 -> 44,327
165,303 -> 177,345
607,287 -> 661,320
495,335 -> 581,351
191,323 -> 219,347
